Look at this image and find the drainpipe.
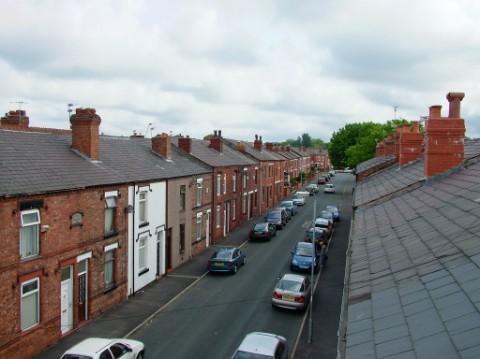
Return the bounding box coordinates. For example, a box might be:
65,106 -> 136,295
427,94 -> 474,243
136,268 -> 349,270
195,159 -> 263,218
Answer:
131,185 -> 136,295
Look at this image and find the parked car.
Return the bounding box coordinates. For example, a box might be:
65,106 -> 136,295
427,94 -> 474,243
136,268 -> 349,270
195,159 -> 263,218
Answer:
319,210 -> 334,226
290,242 -> 319,272
305,183 -> 319,194
317,177 -> 326,185
314,217 -> 332,237
324,183 -> 335,193
272,273 -> 311,311
328,170 -> 336,177
280,200 -> 298,216
249,222 -> 276,241
292,196 -> 305,206
295,190 -> 311,198
265,210 -> 287,229
208,247 -> 246,274
231,332 -> 288,359
273,207 -> 291,222
325,205 -> 340,222
61,338 -> 145,359
304,227 -> 328,246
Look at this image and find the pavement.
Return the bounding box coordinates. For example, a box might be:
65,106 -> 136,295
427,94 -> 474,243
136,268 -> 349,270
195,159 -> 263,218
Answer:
35,174 -> 354,359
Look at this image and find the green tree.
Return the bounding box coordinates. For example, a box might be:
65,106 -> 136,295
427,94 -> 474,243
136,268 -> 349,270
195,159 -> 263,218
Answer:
301,133 -> 312,147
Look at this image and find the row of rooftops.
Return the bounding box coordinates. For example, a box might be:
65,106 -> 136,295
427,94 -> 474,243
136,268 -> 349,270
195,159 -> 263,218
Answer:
0,109 -> 326,198
343,92 -> 480,358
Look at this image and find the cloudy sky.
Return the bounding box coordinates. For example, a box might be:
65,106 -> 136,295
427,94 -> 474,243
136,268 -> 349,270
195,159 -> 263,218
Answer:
1,0 -> 479,142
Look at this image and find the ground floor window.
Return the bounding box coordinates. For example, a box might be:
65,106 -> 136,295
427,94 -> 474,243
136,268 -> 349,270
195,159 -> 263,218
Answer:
104,250 -> 116,290
21,278 -> 39,330
216,205 -> 221,227
196,213 -> 203,241
138,236 -> 147,272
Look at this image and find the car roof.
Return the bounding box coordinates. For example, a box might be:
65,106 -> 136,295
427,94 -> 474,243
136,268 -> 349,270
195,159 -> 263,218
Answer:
315,217 -> 329,224
281,200 -> 293,204
297,242 -> 313,249
281,273 -> 305,282
215,247 -> 236,254
237,332 -> 284,355
63,338 -> 113,355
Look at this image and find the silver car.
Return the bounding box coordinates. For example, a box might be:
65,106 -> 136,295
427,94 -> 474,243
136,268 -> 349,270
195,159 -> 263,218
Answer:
272,273 -> 311,311
231,332 -> 288,359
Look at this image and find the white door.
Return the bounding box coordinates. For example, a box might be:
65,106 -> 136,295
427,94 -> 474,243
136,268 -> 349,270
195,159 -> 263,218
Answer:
205,212 -> 210,247
60,266 -> 73,334
156,230 -> 165,277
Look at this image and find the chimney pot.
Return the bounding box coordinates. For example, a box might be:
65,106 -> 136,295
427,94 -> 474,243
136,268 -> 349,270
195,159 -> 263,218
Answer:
209,131 -> 223,152
0,110 -> 30,129
70,108 -> 101,160
429,105 -> 442,119
446,92 -> 465,118
218,130 -> 222,137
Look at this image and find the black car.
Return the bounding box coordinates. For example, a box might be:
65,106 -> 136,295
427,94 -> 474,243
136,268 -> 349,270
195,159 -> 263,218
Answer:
249,222 -> 277,241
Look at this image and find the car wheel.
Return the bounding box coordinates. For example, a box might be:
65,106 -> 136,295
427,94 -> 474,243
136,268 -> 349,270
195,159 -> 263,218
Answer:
136,351 -> 144,359
233,265 -> 238,274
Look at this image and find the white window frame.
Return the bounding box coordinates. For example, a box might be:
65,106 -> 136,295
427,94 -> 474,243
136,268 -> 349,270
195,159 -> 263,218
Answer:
242,193 -> 247,214
216,175 -> 221,197
104,249 -> 116,290
196,213 -> 203,241
104,195 -> 117,236
232,199 -> 236,220
138,236 -> 148,272
21,278 -> 40,331
138,191 -> 148,224
243,172 -> 247,189
223,174 -> 227,194
20,209 -> 40,259
196,179 -> 203,207
216,205 -> 221,228
232,174 -> 237,193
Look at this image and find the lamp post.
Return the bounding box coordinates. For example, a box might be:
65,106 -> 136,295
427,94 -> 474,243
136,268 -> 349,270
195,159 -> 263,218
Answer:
308,194 -> 316,343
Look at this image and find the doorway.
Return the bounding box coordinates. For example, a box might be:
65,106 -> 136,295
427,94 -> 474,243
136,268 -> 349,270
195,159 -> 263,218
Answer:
166,228 -> 172,271
60,266 -> 73,334
77,260 -> 88,323
206,211 -> 210,247
156,229 -> 165,276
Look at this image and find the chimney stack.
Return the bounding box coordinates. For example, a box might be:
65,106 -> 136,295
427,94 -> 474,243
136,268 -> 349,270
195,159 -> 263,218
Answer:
424,92 -> 465,177
178,135 -> 192,154
70,108 -> 101,160
376,141 -> 385,157
152,133 -> 171,160
235,142 -> 246,153
383,135 -> 396,156
254,134 -> 262,151
265,142 -> 273,151
209,129 -> 223,152
398,122 -> 423,165
0,110 -> 29,129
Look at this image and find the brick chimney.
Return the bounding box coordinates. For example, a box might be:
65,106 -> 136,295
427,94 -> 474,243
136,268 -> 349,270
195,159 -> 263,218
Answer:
398,122 -> 423,165
254,134 -> 262,151
265,142 -> 273,151
1,110 -> 29,129
209,130 -> 223,152
152,133 -> 171,160
178,135 -> 192,154
383,135 -> 396,156
235,142 -> 246,153
376,140 -> 385,157
70,108 -> 101,160
424,92 -> 465,177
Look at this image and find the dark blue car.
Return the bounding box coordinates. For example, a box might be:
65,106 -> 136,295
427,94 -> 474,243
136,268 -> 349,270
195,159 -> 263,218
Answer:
290,242 -> 319,273
208,247 -> 246,274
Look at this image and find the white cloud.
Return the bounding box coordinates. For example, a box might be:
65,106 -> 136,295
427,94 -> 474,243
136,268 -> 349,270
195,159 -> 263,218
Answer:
1,0 -> 480,142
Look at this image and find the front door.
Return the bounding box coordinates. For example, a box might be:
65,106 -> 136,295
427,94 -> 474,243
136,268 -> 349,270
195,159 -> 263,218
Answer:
205,212 -> 210,247
156,229 -> 165,276
78,260 -> 88,323
60,266 -> 73,334
166,228 -> 172,271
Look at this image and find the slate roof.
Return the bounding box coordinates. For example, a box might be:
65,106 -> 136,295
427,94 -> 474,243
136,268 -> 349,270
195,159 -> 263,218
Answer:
356,155 -> 397,174
0,129 -> 211,198
223,139 -> 282,162
171,137 -> 257,167
345,158 -> 480,359
354,140 -> 480,207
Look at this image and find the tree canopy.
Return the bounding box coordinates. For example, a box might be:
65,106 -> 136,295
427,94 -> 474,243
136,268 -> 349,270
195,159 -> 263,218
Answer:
328,119 -> 410,169
281,133 -> 325,149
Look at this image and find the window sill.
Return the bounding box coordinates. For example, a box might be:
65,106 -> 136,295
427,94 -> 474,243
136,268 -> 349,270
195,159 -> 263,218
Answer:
104,231 -> 119,240
139,268 -> 149,276
139,222 -> 149,228
20,254 -> 40,262
104,284 -> 117,294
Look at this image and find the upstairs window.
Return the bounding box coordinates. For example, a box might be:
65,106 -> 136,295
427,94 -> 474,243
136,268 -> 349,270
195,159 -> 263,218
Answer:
138,191 -> 148,224
104,195 -> 117,236
196,179 -> 203,207
20,209 -> 40,259
223,174 -> 227,194
232,174 -> 237,193
180,185 -> 186,211
216,175 -> 221,197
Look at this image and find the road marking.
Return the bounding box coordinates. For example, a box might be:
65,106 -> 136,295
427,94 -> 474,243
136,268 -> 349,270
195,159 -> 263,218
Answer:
166,274 -> 202,279
125,238 -> 251,338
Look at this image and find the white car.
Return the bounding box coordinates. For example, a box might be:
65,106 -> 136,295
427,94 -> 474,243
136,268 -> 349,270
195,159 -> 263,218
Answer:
292,196 -> 305,206
231,332 -> 288,359
61,338 -> 145,359
295,191 -> 310,198
324,184 -> 335,193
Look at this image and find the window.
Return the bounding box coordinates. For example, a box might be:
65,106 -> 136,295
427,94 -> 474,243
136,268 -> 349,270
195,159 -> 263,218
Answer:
232,199 -> 236,220
216,205 -> 221,228
242,173 -> 247,189
196,214 -> 202,241
179,224 -> 185,253
232,174 -> 237,193
254,169 -> 258,184
138,236 -> 147,272
242,194 -> 247,214
104,250 -> 115,290
20,209 -> 40,259
99,350 -> 114,359
110,343 -> 130,358
21,278 -> 39,330
216,175 -> 221,196
138,191 -> 148,224
180,185 -> 186,211
196,179 -> 203,207
104,196 -> 117,236
223,174 -> 227,194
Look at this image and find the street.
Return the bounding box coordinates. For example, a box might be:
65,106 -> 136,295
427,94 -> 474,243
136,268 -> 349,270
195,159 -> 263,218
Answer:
130,173 -> 354,359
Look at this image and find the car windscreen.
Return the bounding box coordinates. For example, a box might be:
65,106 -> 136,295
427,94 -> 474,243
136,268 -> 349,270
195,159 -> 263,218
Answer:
232,351 -> 273,359
267,212 -> 281,219
277,279 -> 302,292
295,245 -> 313,256
254,223 -> 268,231
212,250 -> 232,259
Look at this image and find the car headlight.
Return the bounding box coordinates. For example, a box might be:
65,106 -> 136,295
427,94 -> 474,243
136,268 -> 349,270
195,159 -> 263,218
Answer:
292,259 -> 298,265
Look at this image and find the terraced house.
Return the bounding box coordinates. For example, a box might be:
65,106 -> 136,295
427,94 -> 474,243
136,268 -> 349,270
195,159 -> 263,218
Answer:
339,92 -> 480,359
0,108 -> 212,358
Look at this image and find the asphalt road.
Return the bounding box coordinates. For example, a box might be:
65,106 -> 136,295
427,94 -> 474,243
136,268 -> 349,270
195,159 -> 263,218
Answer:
130,174 -> 354,359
